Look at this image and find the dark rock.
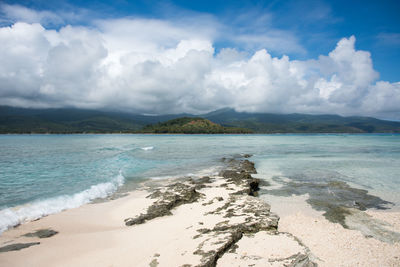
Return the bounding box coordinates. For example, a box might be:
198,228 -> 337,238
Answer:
241,160 -> 257,174
190,176 -> 213,190
249,178 -> 260,195
218,157 -> 263,197
150,258 -> 159,267
125,216 -> 147,226
126,183 -> 203,226
147,190 -> 163,199
194,176 -> 212,184
0,242 -> 40,253
195,230 -> 243,267
220,168 -> 260,197
23,229 -> 58,238
220,170 -> 252,184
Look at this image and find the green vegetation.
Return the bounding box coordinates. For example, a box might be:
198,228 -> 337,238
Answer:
141,117 -> 252,134
0,106 -> 143,133
203,108 -> 400,133
1,106 -> 399,134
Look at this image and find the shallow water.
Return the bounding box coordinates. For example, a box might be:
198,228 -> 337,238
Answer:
0,134 -> 399,232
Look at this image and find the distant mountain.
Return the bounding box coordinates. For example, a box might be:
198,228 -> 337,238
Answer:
202,108 -> 400,133
0,106 -> 185,133
1,106 -> 399,133
0,106 -> 140,133
141,117 -> 252,134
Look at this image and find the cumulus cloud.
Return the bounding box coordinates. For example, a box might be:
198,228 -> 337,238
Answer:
0,13 -> 399,119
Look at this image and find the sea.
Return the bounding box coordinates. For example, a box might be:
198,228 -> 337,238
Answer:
1,134 -> 399,233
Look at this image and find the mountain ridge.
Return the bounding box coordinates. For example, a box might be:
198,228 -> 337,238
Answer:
1,106 -> 399,134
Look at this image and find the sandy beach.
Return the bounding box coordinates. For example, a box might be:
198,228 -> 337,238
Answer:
1,157 -> 399,267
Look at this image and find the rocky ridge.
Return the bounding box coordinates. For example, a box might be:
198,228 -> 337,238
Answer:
125,155 -> 317,266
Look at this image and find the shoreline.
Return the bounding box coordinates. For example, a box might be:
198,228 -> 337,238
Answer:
1,156 -> 400,266
1,133 -> 400,135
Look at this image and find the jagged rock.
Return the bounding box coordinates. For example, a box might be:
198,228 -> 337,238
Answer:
219,168 -> 260,196
23,229 -> 58,238
195,230 -> 243,267
241,160 -> 257,174
126,183 -> 203,226
0,242 -> 40,253
190,176 -> 213,190
125,156 -> 317,266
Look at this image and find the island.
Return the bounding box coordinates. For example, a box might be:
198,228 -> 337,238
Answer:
140,117 -> 253,134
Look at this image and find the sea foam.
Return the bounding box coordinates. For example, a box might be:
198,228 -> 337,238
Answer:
141,146 -> 154,151
0,171 -> 125,234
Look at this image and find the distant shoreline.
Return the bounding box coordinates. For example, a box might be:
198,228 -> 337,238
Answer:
2,106 -> 400,134
1,132 -> 400,135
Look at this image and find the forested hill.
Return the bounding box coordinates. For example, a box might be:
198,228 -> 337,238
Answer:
141,117 -> 252,134
202,108 -> 400,133
1,106 -> 399,133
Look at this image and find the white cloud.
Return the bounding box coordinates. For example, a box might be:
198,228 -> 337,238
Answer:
311,36 -> 379,105
362,81 -> 400,118
0,16 -> 399,119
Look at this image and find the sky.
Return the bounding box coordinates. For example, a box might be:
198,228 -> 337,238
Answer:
0,0 -> 399,119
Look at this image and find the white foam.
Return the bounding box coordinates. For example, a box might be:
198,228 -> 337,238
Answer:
0,171 -> 125,234
141,146 -> 154,151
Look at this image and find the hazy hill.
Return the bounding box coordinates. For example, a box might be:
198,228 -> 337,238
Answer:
202,108 -> 400,133
0,106 -> 185,133
141,117 -> 252,134
1,106 -> 399,133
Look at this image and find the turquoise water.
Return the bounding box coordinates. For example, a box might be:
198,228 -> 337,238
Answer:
1,134 -> 399,232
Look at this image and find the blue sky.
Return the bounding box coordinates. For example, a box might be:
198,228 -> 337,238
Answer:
0,0 -> 399,118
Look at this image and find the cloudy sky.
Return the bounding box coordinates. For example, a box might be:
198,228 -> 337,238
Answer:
0,0 -> 399,119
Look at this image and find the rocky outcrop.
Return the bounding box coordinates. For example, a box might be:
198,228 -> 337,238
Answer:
125,183 -> 203,226
193,195 -> 280,266
0,229 -> 57,254
0,242 -> 40,253
191,157 -> 315,267
124,155 -> 317,266
219,158 -> 260,196
23,229 -> 58,238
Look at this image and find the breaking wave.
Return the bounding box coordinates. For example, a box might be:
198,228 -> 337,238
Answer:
0,171 -> 125,234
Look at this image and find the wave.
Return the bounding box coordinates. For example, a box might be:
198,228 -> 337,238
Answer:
0,171 -> 125,234
141,146 -> 154,151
